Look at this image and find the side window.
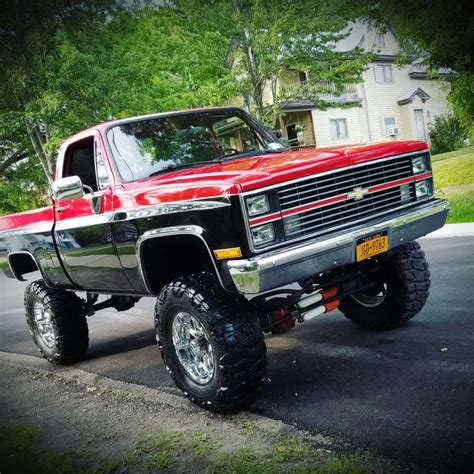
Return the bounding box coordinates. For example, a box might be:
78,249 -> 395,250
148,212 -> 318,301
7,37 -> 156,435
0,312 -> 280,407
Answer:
63,137 -> 110,193
330,118 -> 348,140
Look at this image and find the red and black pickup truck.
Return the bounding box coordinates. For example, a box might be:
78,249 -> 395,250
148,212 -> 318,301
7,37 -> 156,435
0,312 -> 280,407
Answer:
0,107 -> 449,409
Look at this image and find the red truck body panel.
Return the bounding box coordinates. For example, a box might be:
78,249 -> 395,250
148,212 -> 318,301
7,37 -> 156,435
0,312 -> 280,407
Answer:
0,206 -> 54,233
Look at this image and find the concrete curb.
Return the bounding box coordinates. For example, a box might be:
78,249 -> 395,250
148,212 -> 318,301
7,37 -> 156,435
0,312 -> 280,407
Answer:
0,350 -> 194,413
0,349 -> 336,446
421,222 -> 474,238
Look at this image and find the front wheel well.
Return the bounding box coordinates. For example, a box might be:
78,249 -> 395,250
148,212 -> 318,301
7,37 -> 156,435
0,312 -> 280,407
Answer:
8,252 -> 39,281
139,234 -> 218,294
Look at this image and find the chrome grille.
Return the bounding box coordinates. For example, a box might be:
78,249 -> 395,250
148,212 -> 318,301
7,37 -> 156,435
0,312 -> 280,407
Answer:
278,155 -> 419,240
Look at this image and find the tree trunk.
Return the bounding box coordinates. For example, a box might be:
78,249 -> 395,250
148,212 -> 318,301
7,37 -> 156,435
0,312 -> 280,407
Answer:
25,122 -> 55,185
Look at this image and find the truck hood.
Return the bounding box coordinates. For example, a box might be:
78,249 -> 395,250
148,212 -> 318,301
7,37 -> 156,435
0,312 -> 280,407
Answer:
120,141 -> 428,203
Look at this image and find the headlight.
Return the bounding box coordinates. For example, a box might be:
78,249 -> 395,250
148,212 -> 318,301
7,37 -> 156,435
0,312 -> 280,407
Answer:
246,195 -> 270,216
251,223 -> 275,245
415,180 -> 430,198
412,156 -> 427,174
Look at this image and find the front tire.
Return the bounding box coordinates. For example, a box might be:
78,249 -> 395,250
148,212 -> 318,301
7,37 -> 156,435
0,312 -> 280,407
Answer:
155,273 -> 267,410
24,280 -> 89,364
339,241 -> 430,329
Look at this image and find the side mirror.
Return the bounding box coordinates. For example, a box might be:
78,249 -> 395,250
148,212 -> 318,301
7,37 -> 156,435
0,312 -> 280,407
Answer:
51,176 -> 84,201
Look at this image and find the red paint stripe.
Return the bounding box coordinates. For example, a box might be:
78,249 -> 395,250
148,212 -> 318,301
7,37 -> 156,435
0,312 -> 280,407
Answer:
249,212 -> 282,227
414,171 -> 433,181
368,176 -> 414,193
281,194 -> 348,218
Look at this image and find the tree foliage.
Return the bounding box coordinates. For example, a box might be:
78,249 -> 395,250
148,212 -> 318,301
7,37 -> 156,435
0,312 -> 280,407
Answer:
170,0 -> 371,125
428,115 -> 469,155
0,1 -> 231,214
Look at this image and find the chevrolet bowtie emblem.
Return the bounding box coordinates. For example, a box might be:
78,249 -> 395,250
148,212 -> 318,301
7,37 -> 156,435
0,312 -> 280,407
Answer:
347,186 -> 368,201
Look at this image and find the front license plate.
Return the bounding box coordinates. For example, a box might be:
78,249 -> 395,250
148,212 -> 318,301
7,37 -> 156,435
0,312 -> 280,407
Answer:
356,231 -> 389,262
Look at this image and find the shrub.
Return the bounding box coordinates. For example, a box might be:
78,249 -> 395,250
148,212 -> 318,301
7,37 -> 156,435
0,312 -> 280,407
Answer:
428,114 -> 469,155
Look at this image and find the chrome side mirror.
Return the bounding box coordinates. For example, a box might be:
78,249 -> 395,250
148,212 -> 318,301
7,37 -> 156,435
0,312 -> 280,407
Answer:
52,176 -> 84,201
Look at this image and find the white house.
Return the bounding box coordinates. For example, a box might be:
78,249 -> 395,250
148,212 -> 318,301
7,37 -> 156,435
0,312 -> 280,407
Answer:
271,22 -> 451,148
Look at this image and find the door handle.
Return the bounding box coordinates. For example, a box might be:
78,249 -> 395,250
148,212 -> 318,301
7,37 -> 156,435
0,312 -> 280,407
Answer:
56,204 -> 71,213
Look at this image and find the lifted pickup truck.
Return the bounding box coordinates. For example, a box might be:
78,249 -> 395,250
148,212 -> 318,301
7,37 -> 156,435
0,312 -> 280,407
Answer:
0,107 -> 448,409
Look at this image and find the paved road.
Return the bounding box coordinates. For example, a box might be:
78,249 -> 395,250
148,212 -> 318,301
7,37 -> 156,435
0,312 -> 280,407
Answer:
1,237 -> 473,472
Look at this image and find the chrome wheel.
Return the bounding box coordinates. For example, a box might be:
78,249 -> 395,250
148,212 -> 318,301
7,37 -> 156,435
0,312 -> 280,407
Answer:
33,302 -> 56,348
351,283 -> 388,308
171,311 -> 215,384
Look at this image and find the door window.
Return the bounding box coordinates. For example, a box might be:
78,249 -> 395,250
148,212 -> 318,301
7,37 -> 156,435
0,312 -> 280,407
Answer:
414,109 -> 426,141
63,137 -> 110,192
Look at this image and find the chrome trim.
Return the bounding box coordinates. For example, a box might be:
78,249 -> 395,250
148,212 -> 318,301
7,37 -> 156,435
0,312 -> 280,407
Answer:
136,225 -> 227,294
54,212 -> 114,231
242,149 -> 429,196
52,197 -> 230,230
113,197 -> 231,221
229,199 -> 449,294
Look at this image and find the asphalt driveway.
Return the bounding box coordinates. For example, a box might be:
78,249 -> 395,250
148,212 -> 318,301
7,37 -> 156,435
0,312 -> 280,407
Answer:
1,236 -> 473,472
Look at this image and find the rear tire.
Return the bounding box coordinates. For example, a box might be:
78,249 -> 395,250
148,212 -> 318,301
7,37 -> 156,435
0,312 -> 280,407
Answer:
24,280 -> 89,364
155,273 -> 267,410
339,242 -> 430,329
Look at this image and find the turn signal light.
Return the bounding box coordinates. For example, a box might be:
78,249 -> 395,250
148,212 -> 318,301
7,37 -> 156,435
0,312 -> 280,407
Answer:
213,247 -> 242,260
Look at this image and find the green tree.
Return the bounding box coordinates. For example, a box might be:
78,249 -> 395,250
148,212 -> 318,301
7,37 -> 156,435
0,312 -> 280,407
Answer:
0,0 -> 118,184
0,3 -> 231,214
170,0 -> 372,126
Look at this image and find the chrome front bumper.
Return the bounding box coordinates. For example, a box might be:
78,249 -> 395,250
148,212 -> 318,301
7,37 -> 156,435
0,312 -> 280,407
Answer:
228,199 -> 449,294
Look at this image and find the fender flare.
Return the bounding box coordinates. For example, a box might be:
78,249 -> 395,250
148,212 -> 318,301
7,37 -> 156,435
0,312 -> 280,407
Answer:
136,225 -> 229,294
6,250 -> 51,284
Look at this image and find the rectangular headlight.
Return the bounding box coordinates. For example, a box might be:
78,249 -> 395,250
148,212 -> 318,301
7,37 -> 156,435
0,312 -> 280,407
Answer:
415,180 -> 430,198
246,195 -> 270,216
251,223 -> 275,245
412,156 -> 427,174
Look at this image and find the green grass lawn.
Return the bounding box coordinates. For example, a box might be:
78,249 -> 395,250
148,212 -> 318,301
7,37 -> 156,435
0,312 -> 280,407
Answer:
431,145 -> 474,163
431,146 -> 474,223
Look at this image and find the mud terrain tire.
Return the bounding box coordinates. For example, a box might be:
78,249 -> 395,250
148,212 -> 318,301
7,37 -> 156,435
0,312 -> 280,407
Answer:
155,273 -> 267,410
25,280 -> 88,364
339,242 -> 430,329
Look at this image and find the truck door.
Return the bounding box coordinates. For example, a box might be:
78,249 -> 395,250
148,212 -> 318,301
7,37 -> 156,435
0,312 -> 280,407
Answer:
53,133 -> 133,291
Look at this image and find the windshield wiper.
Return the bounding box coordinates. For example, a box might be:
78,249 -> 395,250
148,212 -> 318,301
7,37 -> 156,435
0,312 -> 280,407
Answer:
148,159 -> 223,177
215,148 -> 280,161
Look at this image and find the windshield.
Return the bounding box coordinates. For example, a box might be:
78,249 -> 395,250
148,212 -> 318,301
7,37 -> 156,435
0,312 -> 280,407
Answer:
106,109 -> 285,181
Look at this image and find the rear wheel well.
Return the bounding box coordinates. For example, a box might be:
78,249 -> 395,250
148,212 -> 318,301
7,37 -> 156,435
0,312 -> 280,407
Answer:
8,252 -> 39,281
140,234 -> 217,294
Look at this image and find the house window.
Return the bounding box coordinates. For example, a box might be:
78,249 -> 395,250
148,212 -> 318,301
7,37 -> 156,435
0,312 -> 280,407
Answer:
382,116 -> 399,136
375,64 -> 392,83
375,33 -> 385,47
330,119 -> 348,139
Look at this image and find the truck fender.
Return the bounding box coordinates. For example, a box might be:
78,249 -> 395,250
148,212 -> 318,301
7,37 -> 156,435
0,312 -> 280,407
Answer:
7,251 -> 40,281
136,225 -> 229,294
